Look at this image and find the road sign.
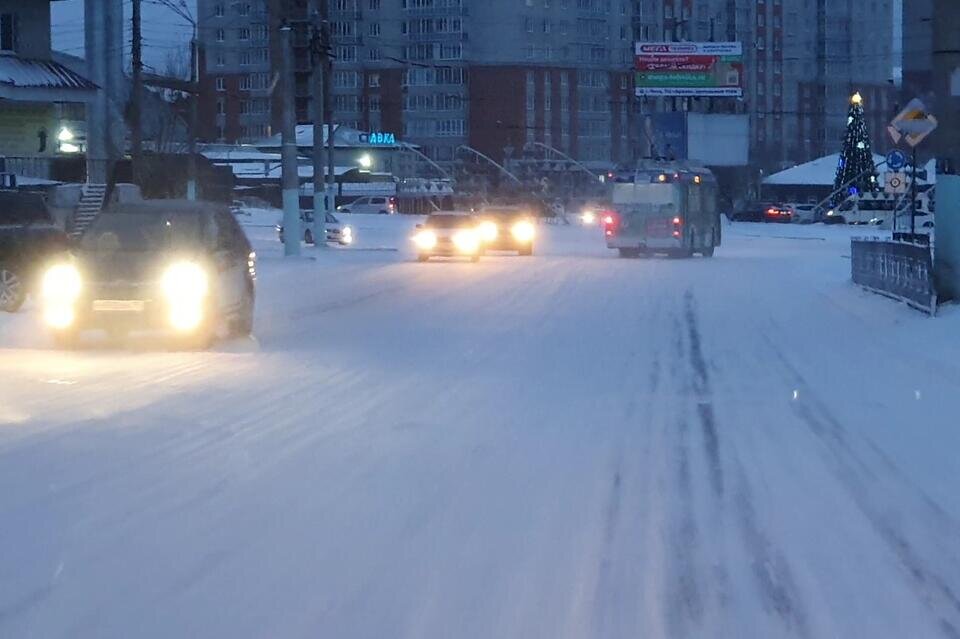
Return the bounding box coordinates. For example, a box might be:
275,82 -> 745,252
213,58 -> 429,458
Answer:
886,149 -> 907,171
888,98 -> 938,147
885,172 -> 908,195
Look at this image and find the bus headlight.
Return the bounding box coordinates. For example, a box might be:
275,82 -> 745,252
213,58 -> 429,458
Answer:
453,229 -> 480,254
162,261 -> 208,331
478,220 -> 499,242
413,230 -> 437,250
511,220 -> 536,243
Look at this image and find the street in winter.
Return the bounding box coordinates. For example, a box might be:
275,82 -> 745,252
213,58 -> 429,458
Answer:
4,215 -> 960,638
2,0 -> 960,637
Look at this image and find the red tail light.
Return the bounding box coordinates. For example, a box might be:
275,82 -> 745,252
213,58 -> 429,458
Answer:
672,216 -> 683,238
601,210 -> 620,236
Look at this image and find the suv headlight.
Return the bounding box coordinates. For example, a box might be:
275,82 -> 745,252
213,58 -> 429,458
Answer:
41,264 -> 82,329
413,230 -> 437,250
162,261 -> 208,331
42,264 -> 82,303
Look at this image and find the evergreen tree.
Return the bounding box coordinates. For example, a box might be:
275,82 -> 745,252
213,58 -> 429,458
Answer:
833,92 -> 879,202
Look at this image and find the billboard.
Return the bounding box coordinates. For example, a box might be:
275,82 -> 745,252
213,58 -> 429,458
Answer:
635,42 -> 743,97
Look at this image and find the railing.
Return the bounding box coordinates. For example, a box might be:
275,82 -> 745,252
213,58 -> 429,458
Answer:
851,237 -> 937,315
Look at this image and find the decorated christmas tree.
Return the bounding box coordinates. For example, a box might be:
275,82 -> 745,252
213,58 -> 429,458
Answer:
833,92 -> 879,202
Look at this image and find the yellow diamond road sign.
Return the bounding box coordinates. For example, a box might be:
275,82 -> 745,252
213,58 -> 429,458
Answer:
888,98 -> 938,147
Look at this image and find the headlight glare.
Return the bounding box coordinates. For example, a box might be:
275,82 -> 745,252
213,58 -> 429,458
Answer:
413,230 -> 437,250
162,261 -> 208,303
511,220 -> 536,243
453,229 -> 480,253
478,220 -> 498,242
42,264 -> 82,302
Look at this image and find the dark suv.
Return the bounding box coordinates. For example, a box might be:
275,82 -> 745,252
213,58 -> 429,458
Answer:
0,191 -> 69,312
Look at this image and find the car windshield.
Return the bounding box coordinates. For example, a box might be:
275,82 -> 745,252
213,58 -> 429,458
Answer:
425,214 -> 473,228
80,213 -> 205,251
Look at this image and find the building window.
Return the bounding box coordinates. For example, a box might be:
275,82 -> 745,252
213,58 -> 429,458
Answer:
217,98 -> 225,115
216,77 -> 225,92
238,28 -> 251,41
216,28 -> 225,42
239,50 -> 251,66
368,22 -> 380,37
369,95 -> 381,112
369,73 -> 380,88
369,0 -> 381,7
368,48 -> 382,61
0,13 -> 16,52
214,3 -> 225,17
216,52 -> 226,67
238,3 -> 251,16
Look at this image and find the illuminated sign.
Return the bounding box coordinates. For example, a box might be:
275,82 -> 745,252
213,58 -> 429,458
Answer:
635,42 -> 743,97
361,132 -> 397,145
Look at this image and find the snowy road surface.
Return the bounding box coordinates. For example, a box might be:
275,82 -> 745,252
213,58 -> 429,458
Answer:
3,216 -> 960,638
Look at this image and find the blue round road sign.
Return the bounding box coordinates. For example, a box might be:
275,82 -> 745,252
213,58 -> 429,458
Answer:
887,150 -> 907,171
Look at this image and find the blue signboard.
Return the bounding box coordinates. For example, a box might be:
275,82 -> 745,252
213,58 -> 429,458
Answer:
886,150 -> 907,171
360,132 -> 397,145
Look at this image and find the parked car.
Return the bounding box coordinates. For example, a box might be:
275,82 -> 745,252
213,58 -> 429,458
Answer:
731,202 -> 792,223
788,203 -> 821,224
42,201 -> 255,349
336,195 -> 397,215
277,211 -> 354,246
0,191 -> 69,312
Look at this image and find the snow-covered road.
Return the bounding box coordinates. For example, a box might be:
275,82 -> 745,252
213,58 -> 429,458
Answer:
3,217 -> 960,638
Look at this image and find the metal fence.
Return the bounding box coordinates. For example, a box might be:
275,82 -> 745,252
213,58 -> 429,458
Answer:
851,238 -> 937,314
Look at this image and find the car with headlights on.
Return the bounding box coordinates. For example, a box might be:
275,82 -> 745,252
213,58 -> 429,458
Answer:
277,210 -> 354,246
411,213 -> 482,262
42,201 -> 256,348
474,206 -> 537,256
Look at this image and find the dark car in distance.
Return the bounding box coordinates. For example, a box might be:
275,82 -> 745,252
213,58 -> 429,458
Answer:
42,201 -> 256,348
0,191 -> 69,312
475,206 -> 537,256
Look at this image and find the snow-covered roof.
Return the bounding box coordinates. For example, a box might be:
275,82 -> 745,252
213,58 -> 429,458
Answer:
0,56 -> 97,90
202,148 -> 281,162
221,161 -> 355,180
765,154 -> 938,187
764,153 -> 886,186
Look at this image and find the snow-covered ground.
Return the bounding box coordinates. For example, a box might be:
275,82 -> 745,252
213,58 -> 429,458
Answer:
2,214 -> 960,638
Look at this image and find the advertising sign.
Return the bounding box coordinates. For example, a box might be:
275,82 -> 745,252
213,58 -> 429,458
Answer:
635,42 -> 743,97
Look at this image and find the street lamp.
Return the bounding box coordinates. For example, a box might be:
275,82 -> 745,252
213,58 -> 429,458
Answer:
358,154 -> 372,169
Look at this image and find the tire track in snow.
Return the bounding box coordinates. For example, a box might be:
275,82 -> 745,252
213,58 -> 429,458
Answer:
680,288 -> 809,636
760,331 -> 960,637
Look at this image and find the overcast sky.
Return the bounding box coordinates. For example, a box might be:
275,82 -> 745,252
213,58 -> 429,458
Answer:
51,0 -> 196,73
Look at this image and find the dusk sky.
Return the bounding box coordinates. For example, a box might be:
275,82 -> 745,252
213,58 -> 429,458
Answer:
51,0 -> 196,72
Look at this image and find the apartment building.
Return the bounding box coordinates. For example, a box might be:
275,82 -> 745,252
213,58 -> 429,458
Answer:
199,0 -> 634,168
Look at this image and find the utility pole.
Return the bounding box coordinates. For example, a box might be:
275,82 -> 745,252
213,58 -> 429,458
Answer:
311,0 -> 329,247
187,36 -> 199,200
324,10 -> 336,215
280,24 -> 302,257
131,0 -> 143,186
